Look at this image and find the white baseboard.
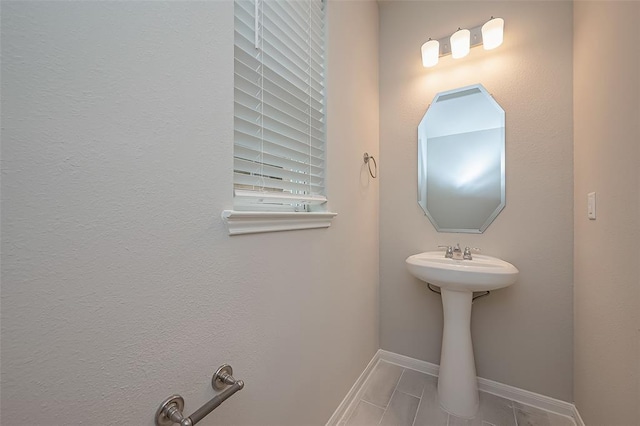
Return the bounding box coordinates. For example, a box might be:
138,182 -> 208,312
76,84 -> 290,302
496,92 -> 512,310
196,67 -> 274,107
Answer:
572,404 -> 586,426
477,377 -> 575,419
327,349 -> 585,426
325,351 -> 382,426
377,349 -> 440,377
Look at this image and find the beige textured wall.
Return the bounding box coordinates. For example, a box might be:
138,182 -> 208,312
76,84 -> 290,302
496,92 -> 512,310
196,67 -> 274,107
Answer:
0,1 -> 379,424
573,2 -> 640,424
379,1 -> 574,401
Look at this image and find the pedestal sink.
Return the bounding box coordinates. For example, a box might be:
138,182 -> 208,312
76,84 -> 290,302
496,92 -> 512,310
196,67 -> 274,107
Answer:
405,251 -> 519,418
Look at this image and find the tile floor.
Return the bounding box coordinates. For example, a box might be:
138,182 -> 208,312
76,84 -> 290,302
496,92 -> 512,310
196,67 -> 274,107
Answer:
339,361 -> 576,426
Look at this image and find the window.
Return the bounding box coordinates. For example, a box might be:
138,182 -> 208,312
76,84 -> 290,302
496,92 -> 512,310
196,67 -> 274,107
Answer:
234,0 -> 326,212
224,0 -> 335,235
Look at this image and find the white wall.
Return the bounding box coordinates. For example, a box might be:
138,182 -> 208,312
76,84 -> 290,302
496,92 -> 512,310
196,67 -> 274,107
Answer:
0,1 -> 379,424
573,2 -> 640,424
379,1 -> 574,401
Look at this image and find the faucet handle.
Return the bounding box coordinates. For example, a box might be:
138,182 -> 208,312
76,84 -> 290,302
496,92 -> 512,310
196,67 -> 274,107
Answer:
463,246 -> 480,260
437,245 -> 454,258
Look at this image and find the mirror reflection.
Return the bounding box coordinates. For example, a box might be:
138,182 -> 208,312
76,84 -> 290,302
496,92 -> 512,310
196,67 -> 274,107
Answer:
417,84 -> 505,233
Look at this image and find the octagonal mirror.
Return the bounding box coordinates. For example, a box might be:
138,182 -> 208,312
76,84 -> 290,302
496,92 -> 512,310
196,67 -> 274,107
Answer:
417,84 -> 505,233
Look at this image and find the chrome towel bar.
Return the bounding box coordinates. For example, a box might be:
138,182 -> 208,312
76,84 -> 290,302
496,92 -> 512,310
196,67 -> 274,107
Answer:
155,364 -> 244,426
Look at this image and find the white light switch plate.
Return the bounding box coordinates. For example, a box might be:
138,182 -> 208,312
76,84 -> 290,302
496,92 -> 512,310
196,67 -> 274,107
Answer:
587,192 -> 596,220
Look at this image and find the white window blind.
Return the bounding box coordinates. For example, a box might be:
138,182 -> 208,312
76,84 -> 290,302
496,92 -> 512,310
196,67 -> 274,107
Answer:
233,0 -> 326,212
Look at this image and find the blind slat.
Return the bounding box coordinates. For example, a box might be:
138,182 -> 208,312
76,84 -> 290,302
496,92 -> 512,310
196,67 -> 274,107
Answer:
234,150 -> 324,181
235,145 -> 324,177
235,129 -> 325,166
234,115 -> 323,157
234,172 -> 324,195
234,189 -> 327,207
264,0 -> 307,40
234,158 -> 324,186
262,8 -> 309,60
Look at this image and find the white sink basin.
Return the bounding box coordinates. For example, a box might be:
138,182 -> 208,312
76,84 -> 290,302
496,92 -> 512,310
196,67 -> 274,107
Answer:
405,250 -> 518,418
405,251 -> 519,291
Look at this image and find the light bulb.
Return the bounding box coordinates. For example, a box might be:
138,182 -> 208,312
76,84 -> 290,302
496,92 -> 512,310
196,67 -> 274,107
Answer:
421,39 -> 440,68
482,17 -> 504,50
450,28 -> 471,59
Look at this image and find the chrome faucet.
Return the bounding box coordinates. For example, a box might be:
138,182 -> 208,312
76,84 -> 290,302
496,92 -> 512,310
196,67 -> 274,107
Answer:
438,243 -> 463,259
438,245 -> 454,258
452,243 -> 463,259
439,244 -> 479,260
463,246 -> 480,260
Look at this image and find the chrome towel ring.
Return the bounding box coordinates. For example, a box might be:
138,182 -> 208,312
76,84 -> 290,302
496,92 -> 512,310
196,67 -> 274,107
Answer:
363,152 -> 377,178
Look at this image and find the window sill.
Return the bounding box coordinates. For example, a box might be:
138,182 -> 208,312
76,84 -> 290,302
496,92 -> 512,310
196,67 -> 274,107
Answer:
221,210 -> 338,236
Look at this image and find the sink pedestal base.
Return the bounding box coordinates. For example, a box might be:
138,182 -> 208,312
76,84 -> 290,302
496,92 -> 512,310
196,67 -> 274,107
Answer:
438,288 -> 479,419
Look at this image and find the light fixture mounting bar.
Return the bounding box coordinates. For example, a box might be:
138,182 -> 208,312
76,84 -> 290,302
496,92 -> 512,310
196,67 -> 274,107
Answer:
438,24 -> 483,57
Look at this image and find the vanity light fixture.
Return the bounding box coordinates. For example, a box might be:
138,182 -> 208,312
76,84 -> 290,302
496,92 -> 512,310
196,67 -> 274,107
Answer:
421,17 -> 504,68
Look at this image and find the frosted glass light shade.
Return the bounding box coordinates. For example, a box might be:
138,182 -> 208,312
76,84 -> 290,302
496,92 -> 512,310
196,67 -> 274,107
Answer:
421,39 -> 440,68
482,17 -> 504,50
450,29 -> 471,59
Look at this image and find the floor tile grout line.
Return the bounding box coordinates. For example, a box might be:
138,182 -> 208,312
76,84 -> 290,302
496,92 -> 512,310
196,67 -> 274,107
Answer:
343,359 -> 385,426
512,398 -> 519,426
343,395 -> 389,424
361,399 -> 386,410
377,389 -> 395,425
360,363 -> 406,409
377,367 -> 405,425
410,384 -> 426,426
362,399 -> 390,411
344,398 -> 388,426
344,361 -> 398,425
386,368 -> 405,410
